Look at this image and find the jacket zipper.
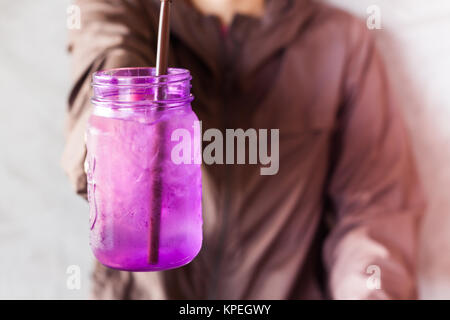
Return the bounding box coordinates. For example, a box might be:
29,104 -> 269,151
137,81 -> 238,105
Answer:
207,24 -> 235,299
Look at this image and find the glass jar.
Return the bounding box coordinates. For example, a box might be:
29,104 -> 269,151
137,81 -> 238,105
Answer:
86,67 -> 202,271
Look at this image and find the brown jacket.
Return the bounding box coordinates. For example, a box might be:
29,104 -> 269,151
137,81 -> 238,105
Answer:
63,0 -> 425,299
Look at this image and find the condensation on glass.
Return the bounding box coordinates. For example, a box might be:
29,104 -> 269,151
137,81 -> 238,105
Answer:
86,67 -> 203,271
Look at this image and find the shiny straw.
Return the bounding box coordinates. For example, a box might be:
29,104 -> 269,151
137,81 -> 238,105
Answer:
149,0 -> 172,265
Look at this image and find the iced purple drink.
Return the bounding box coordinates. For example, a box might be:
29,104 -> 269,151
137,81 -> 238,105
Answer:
86,68 -> 202,271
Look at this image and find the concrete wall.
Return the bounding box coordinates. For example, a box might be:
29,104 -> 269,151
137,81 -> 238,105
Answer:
0,0 -> 91,299
0,0 -> 449,299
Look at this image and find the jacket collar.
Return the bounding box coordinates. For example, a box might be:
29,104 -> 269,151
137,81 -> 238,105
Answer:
152,0 -> 317,77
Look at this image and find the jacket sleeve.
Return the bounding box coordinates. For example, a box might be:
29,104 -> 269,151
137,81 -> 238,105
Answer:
62,0 -> 156,198
323,20 -> 426,299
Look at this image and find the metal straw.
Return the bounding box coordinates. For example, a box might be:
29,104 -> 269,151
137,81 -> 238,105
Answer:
156,0 -> 171,78
149,0 -> 172,265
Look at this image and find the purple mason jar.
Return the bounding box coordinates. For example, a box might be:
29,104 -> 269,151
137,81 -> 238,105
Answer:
86,67 -> 203,271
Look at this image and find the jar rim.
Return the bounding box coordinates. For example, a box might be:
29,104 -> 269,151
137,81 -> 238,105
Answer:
93,67 -> 191,87
91,67 -> 193,108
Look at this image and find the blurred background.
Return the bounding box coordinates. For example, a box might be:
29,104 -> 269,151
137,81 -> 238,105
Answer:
0,0 -> 449,299
0,0 -> 90,299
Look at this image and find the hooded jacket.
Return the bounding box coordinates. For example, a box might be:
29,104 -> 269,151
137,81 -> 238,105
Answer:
63,0 -> 425,299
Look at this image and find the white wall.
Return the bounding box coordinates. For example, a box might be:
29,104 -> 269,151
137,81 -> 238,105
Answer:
0,0 -> 91,299
0,0 -> 449,299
